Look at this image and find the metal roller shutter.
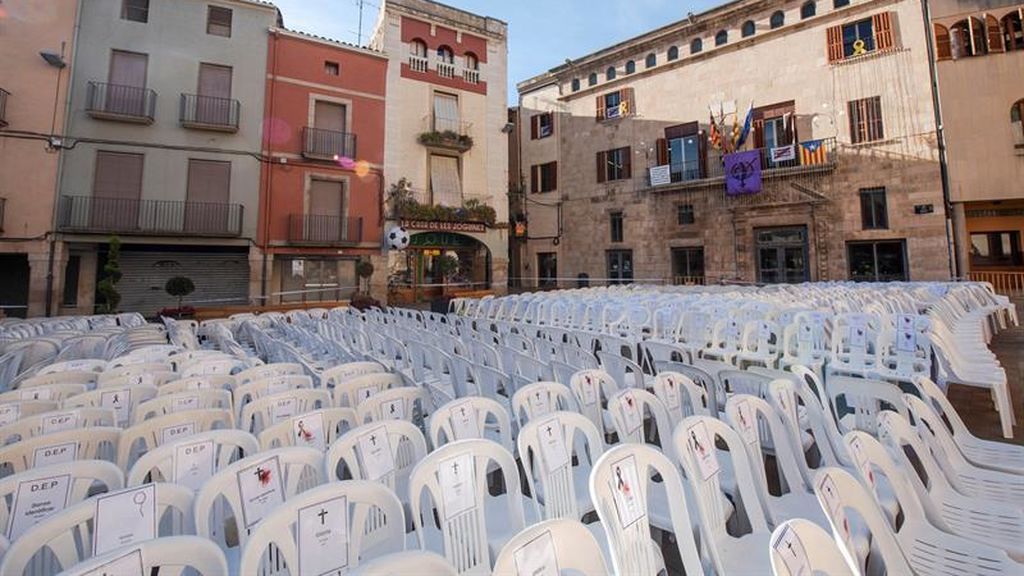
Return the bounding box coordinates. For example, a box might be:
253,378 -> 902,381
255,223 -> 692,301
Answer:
116,249 -> 249,316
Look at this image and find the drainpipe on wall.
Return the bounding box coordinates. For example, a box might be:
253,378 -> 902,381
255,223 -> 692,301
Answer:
260,28 -> 280,305
920,0 -> 958,279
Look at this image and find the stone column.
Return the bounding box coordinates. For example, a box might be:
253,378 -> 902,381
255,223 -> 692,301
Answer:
951,202 -> 969,278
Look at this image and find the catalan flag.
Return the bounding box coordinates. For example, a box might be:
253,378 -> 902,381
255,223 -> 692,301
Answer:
799,139 -> 828,165
708,107 -> 722,151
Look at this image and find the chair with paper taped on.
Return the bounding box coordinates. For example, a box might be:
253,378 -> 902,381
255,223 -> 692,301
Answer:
876,313 -> 932,384
654,361 -> 721,415
126,429 -> 259,488
896,398 -> 1024,508
429,396 -> 514,453
56,535 -> 228,576
734,319 -> 782,370
908,375 -> 1024,475
234,362 -> 305,386
130,388 -> 233,424
0,399 -> 61,431
840,430 -> 1024,575
354,386 -> 432,426
567,369 -> 620,440
0,383 -> 87,405
606,388 -> 672,449
596,351 -> 646,390
157,374 -> 236,396
492,518 -> 610,576
870,412 -> 1024,560
779,312 -> 829,376
0,407 -> 116,446
510,381 -> 576,429
672,415 -> 773,575
333,372 -> 404,410
258,407 -> 357,451
18,371 -> 98,390
36,359 -> 108,377
0,426 -> 121,479
0,460 -> 124,543
98,362 -> 173,385
193,447 -> 325,568
239,480 -> 406,575
96,371 -> 177,389
407,438 -> 526,575
826,313 -> 882,379
0,482 -> 194,576
702,317 -> 744,365
825,375 -> 909,437
116,408 -> 235,471
589,443 -> 704,576
638,341 -> 692,376
768,518 -> 857,576
238,389 -> 331,437
350,550 -> 458,576
62,384 -> 159,428
652,372 -> 711,435
180,358 -> 248,379
231,374 -> 313,421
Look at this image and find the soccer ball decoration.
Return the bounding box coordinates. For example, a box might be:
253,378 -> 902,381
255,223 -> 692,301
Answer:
386,226 -> 410,250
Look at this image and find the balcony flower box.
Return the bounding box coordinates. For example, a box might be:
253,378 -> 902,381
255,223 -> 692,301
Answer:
417,130 -> 473,152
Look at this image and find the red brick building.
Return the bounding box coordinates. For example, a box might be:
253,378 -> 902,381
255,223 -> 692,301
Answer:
257,29 -> 388,304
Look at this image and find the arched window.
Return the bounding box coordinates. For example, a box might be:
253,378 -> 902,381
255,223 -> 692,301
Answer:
1012,99 -> 1024,146
409,39 -> 427,57
436,45 -> 454,63
645,53 -> 657,68
741,21 -> 755,37
668,46 -> 679,60
588,72 -> 598,87
606,66 -> 617,80
834,0 -> 850,8
625,60 -> 636,74
691,38 -> 703,54
1004,11 -> 1024,51
801,1 -> 816,19
951,18 -> 988,57
770,11 -> 785,29
934,23 -> 952,59
715,30 -> 728,46
571,78 -> 581,92
464,52 -> 479,70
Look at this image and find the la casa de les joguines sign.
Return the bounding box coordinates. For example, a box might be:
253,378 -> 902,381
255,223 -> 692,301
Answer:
399,219 -> 487,234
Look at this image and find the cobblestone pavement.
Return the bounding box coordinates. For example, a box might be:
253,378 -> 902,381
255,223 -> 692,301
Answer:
946,300 -> 1024,445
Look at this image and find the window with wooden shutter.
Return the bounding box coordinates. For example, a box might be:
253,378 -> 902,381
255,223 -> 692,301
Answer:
547,162 -> 557,191
621,147 -> 632,179
620,87 -> 635,117
596,151 -> 607,183
848,96 -> 884,144
530,115 -> 539,140
207,6 -> 232,37
530,165 -> 539,193
595,95 -> 605,121
872,12 -> 895,51
935,23 -> 952,59
656,138 -> 668,165
986,14 -> 1004,52
826,25 -> 845,62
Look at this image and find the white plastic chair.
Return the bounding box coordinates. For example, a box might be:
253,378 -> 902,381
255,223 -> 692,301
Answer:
429,396 -> 514,453
0,407 -> 116,445
258,407 -> 357,451
567,369 -> 620,438
407,439 -> 525,575
126,429 -> 259,488
62,384 -> 159,427
651,372 -> 711,433
354,386 -> 432,425
673,415 -> 772,575
321,362 -> 387,392
768,518 -> 857,576
735,319 -> 782,369
194,447 -> 325,567
19,371 -> 98,389
0,427 -> 121,478
589,443 -> 704,576
55,536 -> 228,576
510,381 -> 577,428
131,388 -> 232,423
117,408 -> 235,470
97,371 -> 177,389
606,387 -> 672,448
334,373 -> 404,409
492,518 -> 610,576
232,374 -> 312,420
350,550 -> 457,576
234,362 -> 304,385
36,359 -> 107,376
0,400 -> 61,427
0,384 -> 87,404
238,389 -> 331,436
0,483 -> 194,575
157,374 -> 236,396
239,481 -> 405,575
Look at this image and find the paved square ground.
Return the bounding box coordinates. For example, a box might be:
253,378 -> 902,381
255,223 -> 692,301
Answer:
947,301 -> 1024,445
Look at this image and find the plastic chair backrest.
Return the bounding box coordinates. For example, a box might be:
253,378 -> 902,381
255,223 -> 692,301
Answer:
157,374 -> 236,396
63,384 -> 159,427
335,373 -> 404,409
258,407 -> 357,451
0,426 -> 121,478
568,369 -> 619,437
234,362 -> 304,385
350,550 -> 458,576
493,519 -> 610,576
117,408 -> 235,470
239,389 -> 332,436
232,374 -> 313,419
769,518 -> 857,576
354,386 -> 432,425
607,388 -> 672,448
131,388 -> 232,423
325,420 -> 428,503
126,428 -> 259,487
0,407 -> 115,445
511,381 -> 576,428
55,535 -> 228,576
517,411 -> 603,521
429,396 -> 513,452
825,375 -> 908,436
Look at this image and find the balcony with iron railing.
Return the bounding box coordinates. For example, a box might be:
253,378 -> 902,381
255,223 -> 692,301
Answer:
0,88 -> 9,128
86,81 -> 157,124
57,196 -> 243,237
179,94 -> 240,132
288,214 -> 363,245
302,126 -> 357,161
650,137 -> 838,190
418,115 -> 473,152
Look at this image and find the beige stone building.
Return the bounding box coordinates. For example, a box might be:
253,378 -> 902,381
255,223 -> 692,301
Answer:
0,0 -> 80,317
929,2 -> 1024,286
515,0 -> 955,287
370,0 -> 509,302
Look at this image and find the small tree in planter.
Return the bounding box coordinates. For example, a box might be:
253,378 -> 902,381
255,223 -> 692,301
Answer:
435,254 -> 459,293
96,236 -> 123,314
355,259 -> 374,295
164,276 -> 196,318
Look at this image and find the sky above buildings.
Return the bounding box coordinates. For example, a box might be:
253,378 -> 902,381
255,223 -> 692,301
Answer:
273,0 -> 724,104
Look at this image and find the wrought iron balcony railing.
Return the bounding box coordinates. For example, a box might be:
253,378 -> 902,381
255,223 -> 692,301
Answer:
302,126 -> 357,161
57,196 -> 242,237
288,214 -> 363,245
651,137 -> 838,188
179,93 -> 240,132
0,88 -> 9,128
86,81 -> 157,123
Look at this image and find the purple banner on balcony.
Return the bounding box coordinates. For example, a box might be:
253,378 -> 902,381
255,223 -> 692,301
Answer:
724,150 -> 762,196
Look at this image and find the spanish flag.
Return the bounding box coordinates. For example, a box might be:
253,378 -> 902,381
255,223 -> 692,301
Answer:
799,139 -> 828,165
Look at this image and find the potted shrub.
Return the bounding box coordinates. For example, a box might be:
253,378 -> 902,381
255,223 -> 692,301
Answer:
164,276 -> 196,318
